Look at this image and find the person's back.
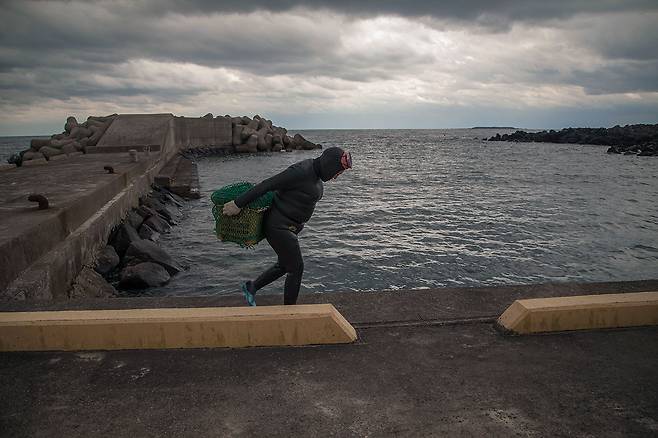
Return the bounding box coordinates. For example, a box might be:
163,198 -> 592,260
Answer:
273,159 -> 323,225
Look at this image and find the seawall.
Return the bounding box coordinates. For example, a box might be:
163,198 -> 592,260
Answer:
1,113 -> 233,300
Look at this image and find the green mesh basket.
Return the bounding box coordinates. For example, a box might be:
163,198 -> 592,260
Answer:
211,182 -> 274,248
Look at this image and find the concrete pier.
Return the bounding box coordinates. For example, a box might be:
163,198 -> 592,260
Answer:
1,280 -> 657,436
0,153 -> 163,299
0,113 -> 229,300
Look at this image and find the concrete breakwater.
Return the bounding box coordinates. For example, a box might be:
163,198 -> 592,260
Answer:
7,113 -> 320,168
0,112 -> 320,301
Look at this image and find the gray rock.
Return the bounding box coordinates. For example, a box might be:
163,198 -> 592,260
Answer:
70,126 -> 92,140
143,196 -> 166,212
62,143 -> 78,154
125,240 -> 183,275
50,138 -> 75,148
119,262 -> 170,289
136,204 -> 157,219
241,116 -> 252,125
293,133 -> 320,150
69,267 -> 117,299
138,223 -> 160,241
126,210 -> 144,229
283,135 -> 292,146
157,204 -> 182,225
95,245 -> 120,276
246,119 -> 259,130
257,128 -> 269,151
40,146 -> 64,159
202,112 -> 213,119
64,116 -> 78,133
231,116 -> 243,125
241,127 -> 256,142
144,214 -> 171,233
86,119 -> 105,128
87,125 -> 103,146
30,138 -> 51,150
110,223 -> 141,257
265,133 -> 273,149
87,119 -> 114,147
272,143 -> 283,152
246,134 -> 258,152
162,191 -> 184,207
23,150 -> 45,161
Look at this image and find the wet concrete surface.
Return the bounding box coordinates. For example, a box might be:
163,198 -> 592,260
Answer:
1,280 -> 658,436
0,153 -> 159,293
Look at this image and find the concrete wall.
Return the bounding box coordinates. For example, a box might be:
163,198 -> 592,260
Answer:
173,116 -> 232,151
97,114 -> 174,149
3,156 -> 167,300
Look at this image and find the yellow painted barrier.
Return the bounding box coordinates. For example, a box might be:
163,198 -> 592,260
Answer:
498,291 -> 658,334
0,304 -> 357,351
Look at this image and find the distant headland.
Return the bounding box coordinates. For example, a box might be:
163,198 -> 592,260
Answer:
471,126 -> 516,129
488,123 -> 658,156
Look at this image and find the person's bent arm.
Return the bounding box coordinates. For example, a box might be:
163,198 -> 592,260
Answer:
223,165 -> 300,216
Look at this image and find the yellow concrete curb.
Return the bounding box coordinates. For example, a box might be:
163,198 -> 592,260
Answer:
0,304 -> 357,351
497,291 -> 658,334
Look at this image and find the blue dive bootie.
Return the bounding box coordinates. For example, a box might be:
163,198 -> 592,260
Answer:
241,281 -> 256,307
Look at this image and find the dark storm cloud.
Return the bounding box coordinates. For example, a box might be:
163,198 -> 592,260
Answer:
127,0 -> 658,23
0,0 -> 657,134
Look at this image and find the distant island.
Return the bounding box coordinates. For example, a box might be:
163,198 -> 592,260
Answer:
488,123 -> 658,156
471,126 -> 516,129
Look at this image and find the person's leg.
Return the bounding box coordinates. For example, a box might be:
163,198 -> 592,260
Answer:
283,254 -> 303,305
250,223 -> 294,294
248,211 -> 285,295
273,230 -> 303,305
247,208 -> 304,304
260,225 -> 303,304
252,262 -> 286,293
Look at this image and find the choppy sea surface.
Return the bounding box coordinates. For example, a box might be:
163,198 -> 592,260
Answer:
2,130 -> 657,298
153,129 -> 658,297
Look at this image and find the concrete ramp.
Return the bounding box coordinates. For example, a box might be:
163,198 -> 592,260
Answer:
497,291 -> 658,334
0,304 -> 357,351
95,114 -> 173,151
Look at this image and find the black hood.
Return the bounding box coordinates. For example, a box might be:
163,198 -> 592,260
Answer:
313,147 -> 345,182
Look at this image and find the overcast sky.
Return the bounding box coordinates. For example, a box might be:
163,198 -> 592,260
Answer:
1,0 -> 657,135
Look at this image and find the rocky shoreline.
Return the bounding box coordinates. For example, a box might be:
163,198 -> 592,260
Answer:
488,123 -> 658,156
78,183 -> 189,297
8,114 -> 118,166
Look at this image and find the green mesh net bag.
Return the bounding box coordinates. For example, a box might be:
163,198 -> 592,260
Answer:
211,182 -> 274,248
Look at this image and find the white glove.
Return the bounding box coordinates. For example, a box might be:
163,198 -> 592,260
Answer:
222,200 -> 241,216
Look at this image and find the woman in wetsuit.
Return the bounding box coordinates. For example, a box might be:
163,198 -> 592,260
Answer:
222,146 -> 352,306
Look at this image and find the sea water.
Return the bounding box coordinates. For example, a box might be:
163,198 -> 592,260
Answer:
153,129 -> 658,297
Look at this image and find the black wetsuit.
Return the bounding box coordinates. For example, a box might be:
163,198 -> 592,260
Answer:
234,147 -> 345,304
